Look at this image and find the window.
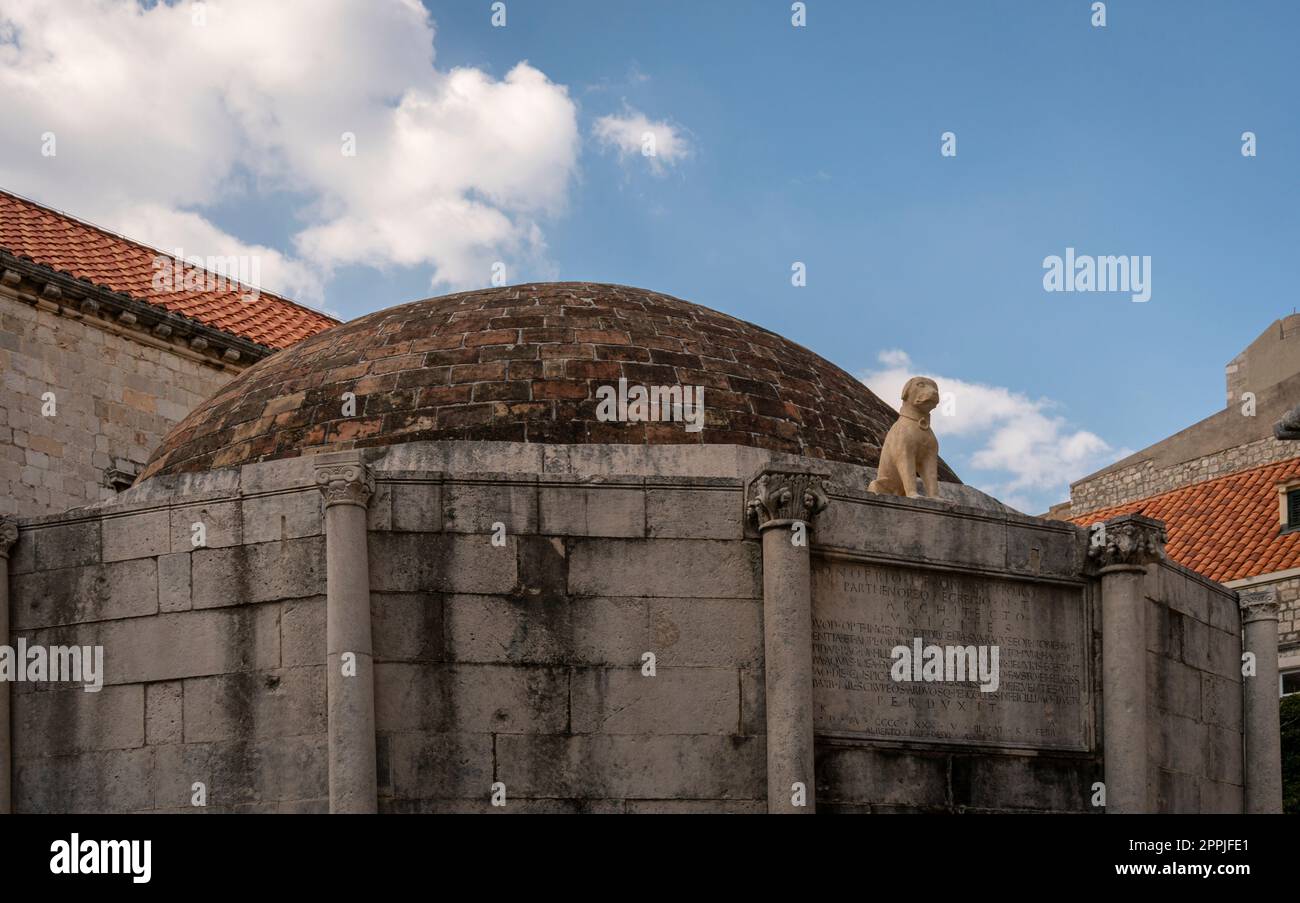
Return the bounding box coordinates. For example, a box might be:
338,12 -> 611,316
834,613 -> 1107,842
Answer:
1281,483 -> 1300,533
1283,669 -> 1300,697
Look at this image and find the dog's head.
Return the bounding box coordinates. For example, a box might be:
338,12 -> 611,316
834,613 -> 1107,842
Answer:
901,376 -> 941,413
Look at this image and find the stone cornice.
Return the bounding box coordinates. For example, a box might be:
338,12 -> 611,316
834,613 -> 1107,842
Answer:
746,469 -> 830,530
1239,586 -> 1280,624
0,251 -> 270,368
314,461 -> 375,509
1086,513 -> 1167,572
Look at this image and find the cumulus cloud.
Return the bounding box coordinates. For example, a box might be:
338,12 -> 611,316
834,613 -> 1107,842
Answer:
0,0 -> 581,301
861,350 -> 1127,512
593,107 -> 690,175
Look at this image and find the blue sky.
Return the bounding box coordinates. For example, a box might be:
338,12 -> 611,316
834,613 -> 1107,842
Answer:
3,0 -> 1296,512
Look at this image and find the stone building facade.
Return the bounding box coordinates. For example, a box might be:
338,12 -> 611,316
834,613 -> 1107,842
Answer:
0,283 -> 1281,814
0,188 -> 336,518
1059,316 -> 1300,696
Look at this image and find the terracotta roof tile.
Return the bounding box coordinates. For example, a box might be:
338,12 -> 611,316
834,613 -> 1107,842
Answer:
1069,457 -> 1300,582
0,188 -> 337,349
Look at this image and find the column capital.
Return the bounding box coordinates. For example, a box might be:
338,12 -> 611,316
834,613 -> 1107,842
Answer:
0,517 -> 17,559
746,469 -> 830,531
1239,586 -> 1280,624
1086,513 -> 1166,573
314,460 -> 374,509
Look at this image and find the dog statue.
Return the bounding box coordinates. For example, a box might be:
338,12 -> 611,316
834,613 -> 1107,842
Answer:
868,376 -> 941,499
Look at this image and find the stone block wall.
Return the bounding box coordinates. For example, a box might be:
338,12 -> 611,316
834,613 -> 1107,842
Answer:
5,441 -> 1251,813
1144,561 -> 1244,812
0,292 -> 240,518
1071,435 -> 1296,516
369,472 -> 768,813
9,486 -> 328,813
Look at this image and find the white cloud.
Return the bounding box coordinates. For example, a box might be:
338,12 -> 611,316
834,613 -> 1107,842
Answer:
861,350 -> 1128,511
593,107 -> 690,175
0,0 -> 581,300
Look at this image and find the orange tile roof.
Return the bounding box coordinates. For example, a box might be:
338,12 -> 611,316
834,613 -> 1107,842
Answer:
0,188 -> 338,350
1069,457 -> 1300,583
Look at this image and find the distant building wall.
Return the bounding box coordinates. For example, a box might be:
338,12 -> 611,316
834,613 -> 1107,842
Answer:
0,285 -> 242,518
1072,434 -> 1297,516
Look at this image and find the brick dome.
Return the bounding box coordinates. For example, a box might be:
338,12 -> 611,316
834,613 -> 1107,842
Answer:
140,282 -> 962,482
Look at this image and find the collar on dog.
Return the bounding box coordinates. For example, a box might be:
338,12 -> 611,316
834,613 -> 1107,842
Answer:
898,412 -> 931,431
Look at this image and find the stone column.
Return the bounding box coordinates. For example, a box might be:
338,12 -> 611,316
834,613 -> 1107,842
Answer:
1239,587 -> 1283,814
747,469 -> 829,814
315,457 -> 378,814
1088,513 -> 1165,814
0,518 -> 16,815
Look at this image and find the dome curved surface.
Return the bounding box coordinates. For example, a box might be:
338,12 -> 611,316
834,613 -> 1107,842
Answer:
140,282 -> 961,482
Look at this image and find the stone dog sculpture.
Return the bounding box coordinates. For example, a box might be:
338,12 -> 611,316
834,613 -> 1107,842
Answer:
868,376 -> 941,499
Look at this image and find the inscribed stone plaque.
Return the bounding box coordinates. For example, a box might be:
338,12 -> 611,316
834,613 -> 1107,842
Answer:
811,557 -> 1089,751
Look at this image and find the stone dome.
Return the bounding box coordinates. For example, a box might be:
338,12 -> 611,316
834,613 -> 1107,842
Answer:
140,282 -> 961,482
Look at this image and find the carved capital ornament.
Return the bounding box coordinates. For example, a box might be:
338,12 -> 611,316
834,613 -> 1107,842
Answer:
1086,514 -> 1167,572
314,462 -> 375,509
747,470 -> 830,530
1239,587 -> 1280,624
0,517 -> 18,558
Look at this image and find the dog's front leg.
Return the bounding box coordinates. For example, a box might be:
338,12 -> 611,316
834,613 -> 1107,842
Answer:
921,455 -> 939,498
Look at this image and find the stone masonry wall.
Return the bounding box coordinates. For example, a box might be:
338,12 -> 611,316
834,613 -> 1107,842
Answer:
9,441 -> 1244,813
0,292 -> 239,518
1071,435 -> 1295,516
1144,561 -> 1244,813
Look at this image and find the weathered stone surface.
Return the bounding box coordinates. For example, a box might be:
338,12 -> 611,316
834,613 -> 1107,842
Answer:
157,551 -> 191,612
1201,672 -> 1241,731
183,668 -> 325,743
811,557 -> 1090,751
1148,654 -> 1202,720
152,735 -> 326,809
375,663 -> 568,734
102,510 -> 170,562
32,521 -> 100,571
369,533 -> 517,594
13,558 -> 158,628
495,734 -> 764,799
384,732 -> 494,801
539,483 -> 645,537
568,538 -> 760,599
441,479 -> 535,535
443,594 -> 645,665
15,747 -> 155,813
957,755 -> 1093,812
20,607 -> 280,686
649,598 -> 762,667
645,485 -> 743,540
241,491 -> 322,544
570,667 -> 738,734
814,496 -> 1008,571
815,746 -> 948,809
169,500 -> 243,551
390,482 -> 442,532
191,537 -> 325,608
14,685 -> 144,756
146,681 -> 183,746
372,593 -> 443,662
280,597 -> 325,668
